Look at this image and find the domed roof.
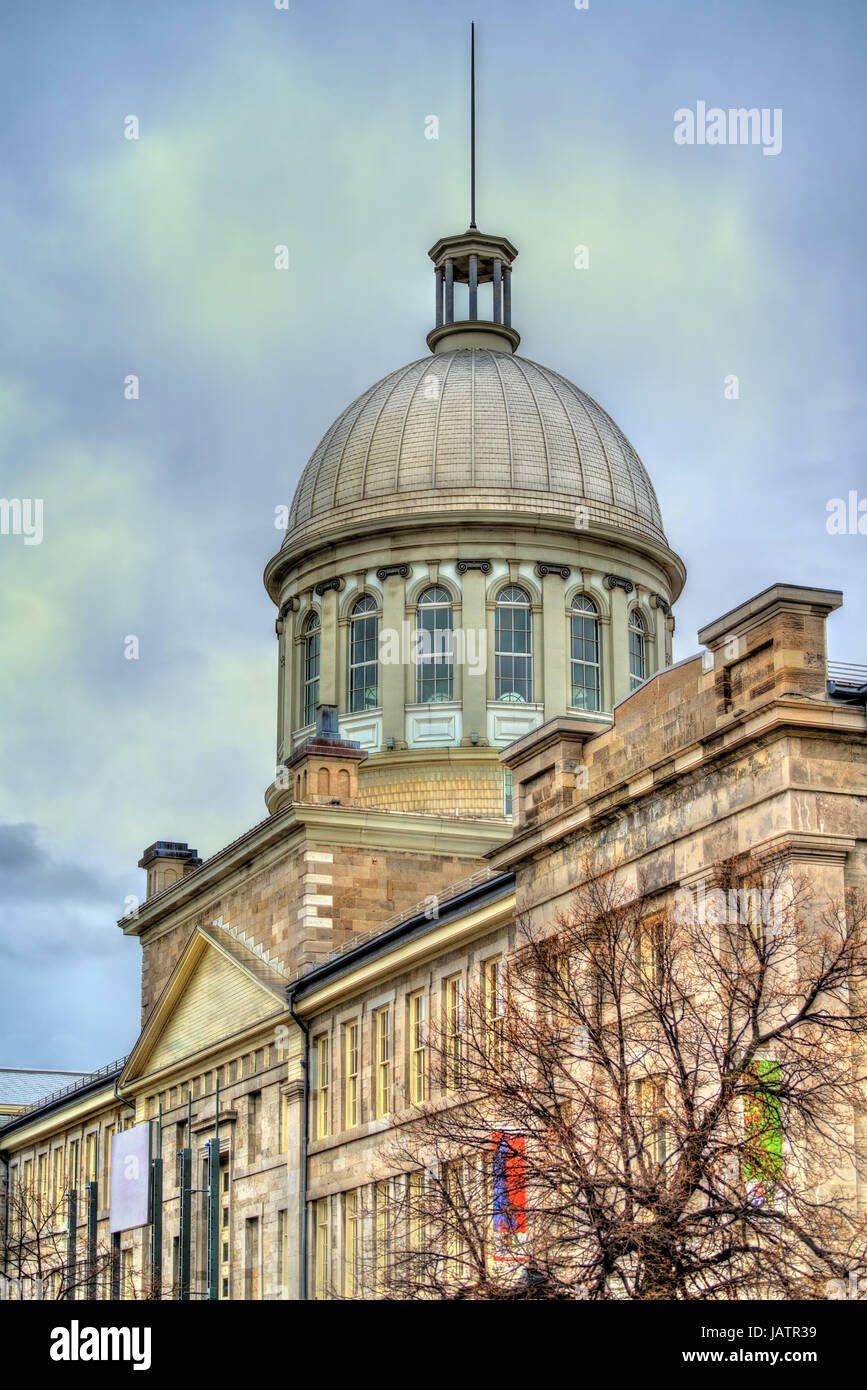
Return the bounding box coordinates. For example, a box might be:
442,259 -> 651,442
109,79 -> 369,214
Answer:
283,351 -> 668,564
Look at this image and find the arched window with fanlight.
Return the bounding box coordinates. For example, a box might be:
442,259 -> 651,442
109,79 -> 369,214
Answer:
416,586 -> 454,702
349,595 -> 379,712
628,609 -> 647,692
570,595 -> 601,711
303,611 -> 321,726
495,585 -> 533,702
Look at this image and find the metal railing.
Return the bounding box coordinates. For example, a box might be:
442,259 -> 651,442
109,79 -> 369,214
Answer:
14,1055 -> 129,1117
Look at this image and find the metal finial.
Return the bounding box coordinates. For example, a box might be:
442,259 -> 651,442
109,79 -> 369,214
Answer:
470,22 -> 476,229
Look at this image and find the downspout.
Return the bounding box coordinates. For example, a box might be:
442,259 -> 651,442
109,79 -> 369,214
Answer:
287,985 -> 310,1302
113,1078 -> 137,1117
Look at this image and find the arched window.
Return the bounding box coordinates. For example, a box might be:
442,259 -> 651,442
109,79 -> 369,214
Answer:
416,586 -> 454,702
303,612 -> 320,726
629,609 -> 647,691
571,595 -> 601,711
495,586 -> 532,702
349,595 -> 378,712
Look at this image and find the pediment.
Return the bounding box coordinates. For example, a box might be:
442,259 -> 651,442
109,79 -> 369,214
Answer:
122,925 -> 287,1086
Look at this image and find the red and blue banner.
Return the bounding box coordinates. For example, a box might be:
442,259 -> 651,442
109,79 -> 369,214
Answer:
492,1130 -> 526,1260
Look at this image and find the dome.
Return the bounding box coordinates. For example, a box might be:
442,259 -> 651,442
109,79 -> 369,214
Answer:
282,350 -> 668,565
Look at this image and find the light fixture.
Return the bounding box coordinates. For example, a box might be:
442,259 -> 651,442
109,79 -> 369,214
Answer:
386,737 -> 395,750
470,731 -> 479,746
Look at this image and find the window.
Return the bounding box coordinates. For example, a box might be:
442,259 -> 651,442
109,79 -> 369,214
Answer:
344,1021 -> 359,1129
637,918 -> 664,986
637,1077 -> 668,1165
314,1198 -> 329,1300
409,991 -> 427,1104
52,1148 -> 64,1210
503,768 -> 513,818
219,1161 -> 231,1299
495,586 -> 532,701
445,976 -> 464,1091
245,1216 -> 260,1300
37,1152 -> 48,1209
248,1091 -> 261,1162
407,1170 -> 424,1253
122,1249 -> 134,1300
374,1181 -> 390,1294
349,595 -> 378,711
416,586 -> 454,702
277,1209 -> 288,1296
68,1138 -> 80,1192
303,611 -> 320,726
103,1123 -> 115,1196
344,1190 -> 359,1298
374,1007 -> 391,1118
484,958 -> 505,1066
571,595 -> 601,710
629,610 -> 647,691
84,1131 -> 97,1185
277,1091 -> 288,1153
313,1035 -> 330,1140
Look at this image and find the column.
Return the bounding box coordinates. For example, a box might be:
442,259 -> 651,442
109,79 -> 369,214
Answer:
444,259 -> 454,323
654,604 -> 668,675
434,266 -> 444,328
492,258 -> 502,323
541,571 -> 567,719
503,266 -> 512,326
468,254 -> 478,319
460,568 -> 488,742
380,572 -> 406,747
609,582 -> 631,705
319,586 -> 339,707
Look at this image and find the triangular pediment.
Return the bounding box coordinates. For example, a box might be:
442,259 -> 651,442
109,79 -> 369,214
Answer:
122,925 -> 287,1086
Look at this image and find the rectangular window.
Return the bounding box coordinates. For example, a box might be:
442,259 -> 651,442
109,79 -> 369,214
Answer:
408,1170 -> 424,1253
103,1124 -> 115,1196
313,1035 -> 330,1139
314,1199 -> 329,1300
68,1138 -> 80,1192
375,1007 -> 391,1118
344,1021 -> 359,1129
84,1131 -> 97,1185
344,1189 -> 359,1299
374,1181 -> 390,1295
122,1248 -> 133,1300
637,919 -> 664,986
37,1152 -> 48,1207
445,975 -> 464,1090
277,1209 -> 288,1297
483,958 -> 505,1065
52,1148 -> 64,1211
409,991 -> 427,1104
219,1160 -> 231,1299
503,767 -> 513,818
637,1077 -> 668,1166
248,1091 -> 261,1162
244,1217 -> 260,1300
278,1091 -> 289,1153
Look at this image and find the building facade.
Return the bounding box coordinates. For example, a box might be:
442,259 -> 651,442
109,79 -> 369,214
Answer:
2,212 -> 865,1301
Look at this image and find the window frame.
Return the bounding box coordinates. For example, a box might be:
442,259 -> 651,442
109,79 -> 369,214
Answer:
302,610 -> 321,727
415,585 -> 455,703
494,585 -> 533,703
628,609 -> 647,692
570,594 -> 601,711
348,594 -> 379,712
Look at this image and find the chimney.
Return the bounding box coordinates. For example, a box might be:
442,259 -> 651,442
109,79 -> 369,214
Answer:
283,704 -> 367,806
138,841 -> 202,900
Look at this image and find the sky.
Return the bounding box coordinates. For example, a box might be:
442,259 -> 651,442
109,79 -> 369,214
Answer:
0,0 -> 864,1071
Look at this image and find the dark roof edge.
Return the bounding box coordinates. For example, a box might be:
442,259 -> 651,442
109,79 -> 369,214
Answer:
288,872 -> 515,1005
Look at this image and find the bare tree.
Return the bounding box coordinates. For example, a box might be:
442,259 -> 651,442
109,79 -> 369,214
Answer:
2,1177 -> 117,1300
380,854 -> 867,1300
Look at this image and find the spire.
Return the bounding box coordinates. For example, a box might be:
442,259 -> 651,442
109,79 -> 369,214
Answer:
426,25 -> 519,355
470,21 -> 477,230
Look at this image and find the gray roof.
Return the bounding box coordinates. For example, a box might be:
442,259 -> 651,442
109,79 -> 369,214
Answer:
286,350 -> 667,550
0,1067 -> 91,1107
